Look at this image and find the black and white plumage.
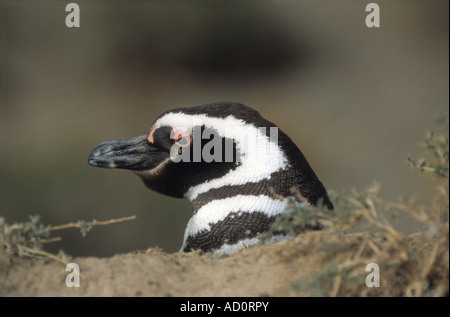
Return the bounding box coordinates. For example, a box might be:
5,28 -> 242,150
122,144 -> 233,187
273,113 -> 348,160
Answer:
88,102 -> 333,253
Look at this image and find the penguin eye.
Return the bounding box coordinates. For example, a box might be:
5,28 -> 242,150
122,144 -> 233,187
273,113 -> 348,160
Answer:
174,134 -> 190,145
171,127 -> 192,147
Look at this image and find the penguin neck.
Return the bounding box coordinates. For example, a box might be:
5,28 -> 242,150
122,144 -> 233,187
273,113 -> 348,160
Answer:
180,166 -> 307,253
188,168 -> 298,212
179,124 -> 298,252
181,192 -> 294,253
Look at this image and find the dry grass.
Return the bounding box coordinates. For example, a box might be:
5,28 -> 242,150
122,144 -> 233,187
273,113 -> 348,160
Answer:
264,113 -> 449,296
0,215 -> 136,266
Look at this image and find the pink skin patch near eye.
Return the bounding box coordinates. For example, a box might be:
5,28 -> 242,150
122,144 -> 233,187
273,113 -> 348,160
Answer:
147,126 -> 159,144
171,126 -> 192,147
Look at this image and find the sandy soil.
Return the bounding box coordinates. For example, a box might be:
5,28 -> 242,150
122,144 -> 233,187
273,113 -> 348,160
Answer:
1,229 -> 447,297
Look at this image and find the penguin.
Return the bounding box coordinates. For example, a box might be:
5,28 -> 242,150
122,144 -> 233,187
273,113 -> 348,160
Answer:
88,102 -> 333,253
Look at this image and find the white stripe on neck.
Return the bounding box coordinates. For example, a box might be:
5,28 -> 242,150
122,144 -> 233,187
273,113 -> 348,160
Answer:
180,194 -> 305,251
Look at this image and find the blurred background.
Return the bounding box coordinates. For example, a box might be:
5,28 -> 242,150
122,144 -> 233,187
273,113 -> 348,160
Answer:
0,0 -> 448,256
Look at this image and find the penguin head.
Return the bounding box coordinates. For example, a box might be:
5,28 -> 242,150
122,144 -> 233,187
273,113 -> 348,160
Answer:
88,103 -> 274,199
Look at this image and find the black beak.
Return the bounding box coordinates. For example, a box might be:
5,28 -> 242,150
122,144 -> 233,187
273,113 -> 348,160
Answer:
88,135 -> 168,171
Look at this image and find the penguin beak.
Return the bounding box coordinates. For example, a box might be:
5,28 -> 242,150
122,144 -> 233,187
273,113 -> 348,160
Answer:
88,135 -> 168,171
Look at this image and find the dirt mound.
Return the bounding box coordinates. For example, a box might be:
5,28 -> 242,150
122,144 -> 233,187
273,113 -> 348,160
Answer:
1,229 -> 447,297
